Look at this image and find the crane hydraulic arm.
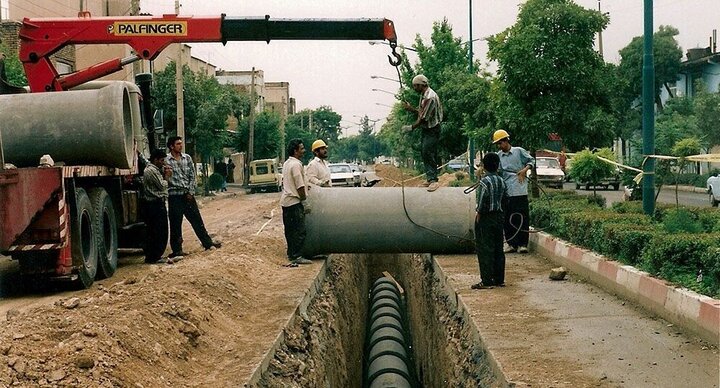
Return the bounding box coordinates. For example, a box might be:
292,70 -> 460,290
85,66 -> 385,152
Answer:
19,14 -> 398,92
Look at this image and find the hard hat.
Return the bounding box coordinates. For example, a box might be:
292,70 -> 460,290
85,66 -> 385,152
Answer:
412,74 -> 428,86
492,129 -> 510,144
311,139 -> 328,152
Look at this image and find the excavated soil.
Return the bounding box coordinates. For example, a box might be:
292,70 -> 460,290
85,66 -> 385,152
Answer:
0,192 -> 320,387
373,164 -> 458,188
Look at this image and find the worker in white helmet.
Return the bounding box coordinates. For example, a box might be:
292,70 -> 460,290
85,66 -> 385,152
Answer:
306,139 -> 332,189
402,74 -> 443,192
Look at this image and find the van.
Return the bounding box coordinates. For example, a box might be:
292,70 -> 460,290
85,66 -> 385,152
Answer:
248,158 -> 282,193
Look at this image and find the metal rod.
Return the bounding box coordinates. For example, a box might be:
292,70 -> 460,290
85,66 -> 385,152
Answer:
0,126 -> 5,172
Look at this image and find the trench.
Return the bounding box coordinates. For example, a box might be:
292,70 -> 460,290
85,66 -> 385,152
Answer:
249,254 -> 499,387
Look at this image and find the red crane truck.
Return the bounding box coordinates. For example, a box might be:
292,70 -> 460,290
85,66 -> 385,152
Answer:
0,13 -> 398,288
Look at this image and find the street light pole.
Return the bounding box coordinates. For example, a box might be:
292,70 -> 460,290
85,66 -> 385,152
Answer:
371,88 -> 397,96
371,75 -> 401,83
468,0 -> 476,179
642,0 -> 656,215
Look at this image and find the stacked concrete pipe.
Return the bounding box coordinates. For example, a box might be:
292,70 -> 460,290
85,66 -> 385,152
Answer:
365,277 -> 413,387
0,82 -> 139,169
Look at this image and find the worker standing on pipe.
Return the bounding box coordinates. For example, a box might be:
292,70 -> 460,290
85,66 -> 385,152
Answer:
165,136 -> 222,258
142,149 -> 173,264
281,139 -> 312,265
471,153 -> 508,289
402,74 -> 443,192
493,130 -> 534,254
306,139 -> 332,189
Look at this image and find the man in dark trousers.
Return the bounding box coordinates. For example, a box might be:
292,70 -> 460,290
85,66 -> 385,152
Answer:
493,129 -> 534,254
142,149 -> 172,264
402,74 -> 443,192
472,153 -> 508,289
165,136 -> 221,258
280,138 -> 312,265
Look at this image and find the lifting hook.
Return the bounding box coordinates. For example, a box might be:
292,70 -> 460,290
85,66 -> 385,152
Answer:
387,42 -> 402,67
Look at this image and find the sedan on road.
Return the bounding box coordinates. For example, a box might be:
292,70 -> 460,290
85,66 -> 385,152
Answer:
531,157 -> 565,189
328,163 -> 356,187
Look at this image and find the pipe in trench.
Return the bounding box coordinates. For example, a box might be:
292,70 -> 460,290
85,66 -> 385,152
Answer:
0,82 -> 138,169
302,187 -> 475,256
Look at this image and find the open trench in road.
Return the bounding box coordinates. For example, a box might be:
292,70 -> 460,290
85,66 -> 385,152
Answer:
246,253 -> 502,387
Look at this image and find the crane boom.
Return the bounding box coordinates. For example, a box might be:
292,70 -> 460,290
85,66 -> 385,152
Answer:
19,14 -> 398,92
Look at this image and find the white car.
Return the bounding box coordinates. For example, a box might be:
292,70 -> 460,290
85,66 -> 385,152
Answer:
531,157 -> 565,189
708,173 -> 720,207
328,163 -> 356,187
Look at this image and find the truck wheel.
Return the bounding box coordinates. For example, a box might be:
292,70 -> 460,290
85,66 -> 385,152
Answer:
575,183 -> 581,190
89,188 -> 118,279
613,183 -> 620,191
70,188 -> 98,289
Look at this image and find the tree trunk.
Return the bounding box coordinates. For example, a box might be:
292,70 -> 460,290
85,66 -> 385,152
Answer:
530,149 -> 540,198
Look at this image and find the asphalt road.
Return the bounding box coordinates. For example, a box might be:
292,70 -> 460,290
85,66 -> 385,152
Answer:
562,182 -> 711,208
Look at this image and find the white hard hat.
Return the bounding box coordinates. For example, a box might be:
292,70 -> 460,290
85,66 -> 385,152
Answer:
412,74 -> 428,86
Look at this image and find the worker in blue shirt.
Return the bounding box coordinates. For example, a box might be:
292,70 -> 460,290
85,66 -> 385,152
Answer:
493,130 -> 535,254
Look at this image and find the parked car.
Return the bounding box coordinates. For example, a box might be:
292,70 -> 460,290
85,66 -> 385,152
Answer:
328,163 -> 356,187
708,173 -> 720,207
530,157 -> 565,189
448,157 -> 469,171
248,158 -> 282,193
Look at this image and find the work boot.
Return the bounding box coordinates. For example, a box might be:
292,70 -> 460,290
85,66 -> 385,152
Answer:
169,251 -> 188,259
503,243 -> 517,253
427,182 -> 440,192
518,246 -> 529,253
421,181 -> 431,187
292,257 -> 313,265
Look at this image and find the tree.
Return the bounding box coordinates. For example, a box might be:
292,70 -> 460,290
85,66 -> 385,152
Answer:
671,137 -> 702,206
236,111 -> 282,160
618,25 -> 683,112
569,148 -> 616,196
487,0 -> 612,153
0,44 -> 27,86
694,83 -> 720,147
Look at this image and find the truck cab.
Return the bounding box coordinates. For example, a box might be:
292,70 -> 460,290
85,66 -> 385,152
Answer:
248,158 -> 282,193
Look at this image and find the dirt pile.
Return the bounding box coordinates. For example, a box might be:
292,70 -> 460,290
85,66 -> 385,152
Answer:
373,164 -> 463,188
0,193 -> 320,387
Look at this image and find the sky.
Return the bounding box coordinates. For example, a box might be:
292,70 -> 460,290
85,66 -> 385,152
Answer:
139,0 -> 718,137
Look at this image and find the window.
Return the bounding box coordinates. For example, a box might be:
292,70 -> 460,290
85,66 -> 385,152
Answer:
55,61 -> 73,75
1,0 -> 8,20
255,165 -> 269,175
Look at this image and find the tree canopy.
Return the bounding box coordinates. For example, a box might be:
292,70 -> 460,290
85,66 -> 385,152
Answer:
618,25 -> 683,111
487,0 -> 611,151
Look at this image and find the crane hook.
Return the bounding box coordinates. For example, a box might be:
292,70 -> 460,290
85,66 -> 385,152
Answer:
387,42 -> 402,67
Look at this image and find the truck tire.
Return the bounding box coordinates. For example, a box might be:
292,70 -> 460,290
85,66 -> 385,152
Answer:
89,188 -> 118,279
613,183 -> 620,191
71,188 -> 98,289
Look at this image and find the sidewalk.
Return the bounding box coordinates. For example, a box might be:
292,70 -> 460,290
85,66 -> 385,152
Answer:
435,253 -> 719,387
661,184 -> 708,194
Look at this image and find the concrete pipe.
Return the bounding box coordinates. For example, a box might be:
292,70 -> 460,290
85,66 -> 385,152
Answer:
370,283 -> 401,300
369,373 -> 412,388
368,338 -> 408,364
371,289 -> 402,307
369,315 -> 404,337
0,82 -> 136,168
303,187 -> 475,256
368,326 -> 406,350
367,354 -> 411,386
371,305 -> 402,323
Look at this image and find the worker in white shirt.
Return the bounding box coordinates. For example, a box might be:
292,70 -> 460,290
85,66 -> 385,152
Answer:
306,139 -> 332,189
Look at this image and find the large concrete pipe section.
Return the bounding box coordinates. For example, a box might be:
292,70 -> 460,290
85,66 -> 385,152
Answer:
0,82 -> 137,168
303,187 -> 475,256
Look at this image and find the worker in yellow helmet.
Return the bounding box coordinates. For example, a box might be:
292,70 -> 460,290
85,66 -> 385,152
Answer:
493,129 -> 534,254
306,139 -> 332,188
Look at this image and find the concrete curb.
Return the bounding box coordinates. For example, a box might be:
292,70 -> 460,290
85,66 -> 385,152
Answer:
429,254 -> 512,387
660,184 -> 709,194
530,232 -> 720,345
244,257 -> 330,387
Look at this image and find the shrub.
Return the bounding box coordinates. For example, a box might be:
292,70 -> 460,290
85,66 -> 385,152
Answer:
598,223 -> 657,265
662,209 -> 703,233
207,173 -> 225,191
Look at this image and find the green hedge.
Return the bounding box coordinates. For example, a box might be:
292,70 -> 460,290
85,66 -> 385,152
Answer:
532,192 -> 720,297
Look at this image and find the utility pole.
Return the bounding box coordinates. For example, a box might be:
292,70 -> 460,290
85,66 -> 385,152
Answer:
468,0 -> 476,180
642,0 -> 656,215
174,0 -> 185,151
248,67 -> 256,163
130,0 -> 141,75
598,0 -> 604,59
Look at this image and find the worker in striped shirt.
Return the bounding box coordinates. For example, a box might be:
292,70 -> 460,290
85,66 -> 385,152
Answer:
472,152 -> 508,290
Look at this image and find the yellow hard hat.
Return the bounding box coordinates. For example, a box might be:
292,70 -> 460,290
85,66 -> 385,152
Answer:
311,139 -> 327,152
492,129 -> 510,144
